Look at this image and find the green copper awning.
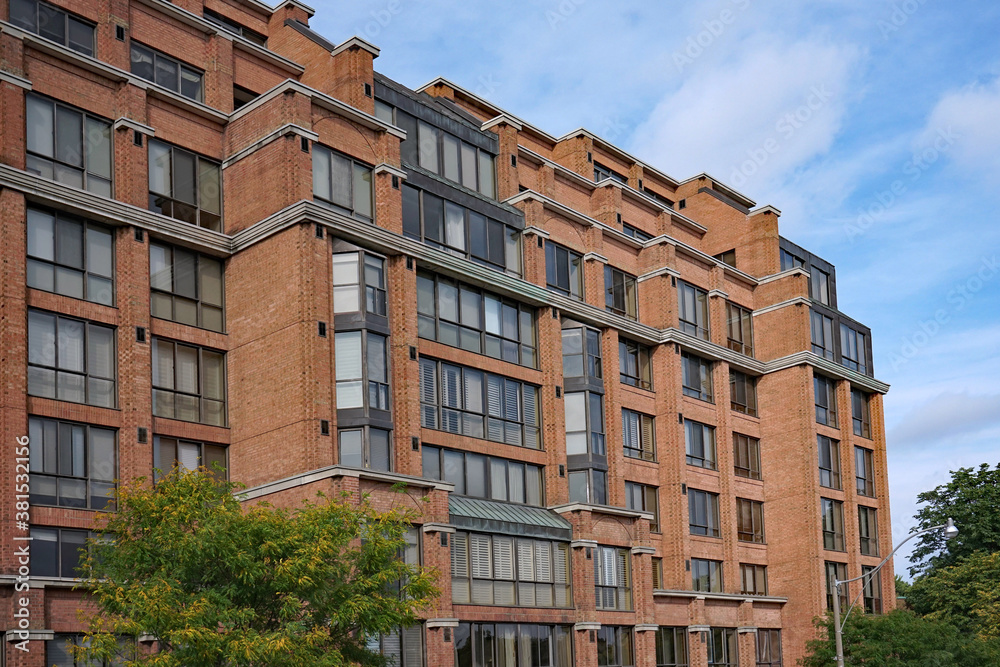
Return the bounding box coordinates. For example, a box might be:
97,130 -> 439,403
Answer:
448,496 -> 572,540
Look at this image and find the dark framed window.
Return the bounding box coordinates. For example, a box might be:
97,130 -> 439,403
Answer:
333,251 -> 387,316
130,42 -> 203,101
818,435 -> 841,489
651,557 -> 664,589
726,302 -> 753,356
730,370 -> 757,416
733,433 -> 761,480
418,272 -> 536,366
825,561 -> 848,610
150,241 -> 224,331
859,506 -> 879,556
594,547 -> 632,611
840,325 -> 868,374
625,482 -> 659,532
814,375 -> 838,426
821,498 -> 845,551
454,624 -> 573,667
741,563 -> 768,595
26,207 -> 113,305
26,93 -> 111,196
30,526 -> 91,578
622,223 -> 653,242
714,249 -> 736,267
681,352 -> 713,402
707,628 -> 738,667
568,469 -> 608,505
339,427 -> 391,472
545,241 -> 583,299
756,629 -> 782,667
684,419 -> 716,470
643,187 -> 674,207
565,391 -> 605,455
312,144 -> 373,221
855,447 -> 875,497
692,558 -> 722,592
688,489 -> 720,537
367,626 -> 423,667
148,139 -> 221,230
619,338 -> 652,390
153,436 -> 227,480
655,627 -> 688,667
622,409 -> 655,461
737,498 -> 765,543
450,532 -> 571,607
593,162 -> 627,184
336,331 -> 389,411
46,634 -> 135,666
10,0 -> 95,54
810,267 -> 830,305
862,566 -> 883,614
810,310 -> 835,360
151,338 -> 226,425
597,626 -> 634,667
678,281 -> 709,339
422,446 -> 544,506
852,389 -> 872,438
203,7 -> 267,46
562,326 -> 601,379
398,113 -> 495,198
605,266 -> 638,320
420,359 -> 541,449
28,310 -> 115,407
28,416 -> 115,510
780,249 -> 803,271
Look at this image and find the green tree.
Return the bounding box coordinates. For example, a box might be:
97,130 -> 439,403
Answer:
895,575 -> 912,602
908,551 -> 1000,640
909,463 -> 1000,577
75,468 -> 438,667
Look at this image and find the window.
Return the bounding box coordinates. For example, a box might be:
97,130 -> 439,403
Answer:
688,489 -> 720,537
859,506 -> 879,556
825,561 -> 848,610
568,469 -> 607,505
339,427 -> 391,472
741,563 -> 768,595
30,526 -> 91,578
403,185 -> 521,275
651,557 -> 664,589
593,162 -> 627,184
10,0 -> 95,54
737,498 -> 765,543
312,145 -> 373,221
418,272 -> 536,366
814,375 -> 838,426
756,629 -> 782,667
455,624 -> 574,667
622,223 -> 653,242
203,7 -> 267,46
545,241 -> 584,299
26,94 -> 111,196
367,626 -> 423,667
130,43 -> 203,101
855,447 -> 875,497
677,281 -> 710,339
420,359 -> 541,449
730,370 -> 757,417
714,249 -> 736,267
691,558 -> 722,592
655,627 -> 688,667
450,532 -> 571,607
821,498 -> 845,551
594,546 -> 632,610
148,139 -> 221,230
817,436 -> 841,489
597,626 -> 634,667
733,434 -> 761,480
810,311 -> 835,360
26,207 -> 113,305
684,419 -> 716,470
333,251 -> 387,316
151,338 -> 226,425
28,310 -> 115,407
564,391 -> 605,455
852,389 -> 872,438
562,327 -> 602,379
46,634 -> 135,666
28,417 -> 115,510
399,114 -> 495,197
625,482 -> 659,532
422,446 -> 544,506
681,352 -> 713,402
840,325 -> 868,374
150,241 -> 224,331
619,338 -> 652,390
726,302 -> 754,356
780,248 -> 804,271
622,409 -> 655,461
810,267 -> 831,305
336,331 -> 389,412
153,436 -> 227,480
707,628 -> 738,667
604,266 -> 638,320
862,566 -> 883,614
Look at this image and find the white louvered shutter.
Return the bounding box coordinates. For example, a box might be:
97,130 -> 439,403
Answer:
419,359 -> 438,429
554,544 -> 570,607
493,536 -> 515,605
450,533 -> 470,604
534,541 -> 553,607
402,626 -> 423,667
471,534 -> 494,604
517,539 -> 536,606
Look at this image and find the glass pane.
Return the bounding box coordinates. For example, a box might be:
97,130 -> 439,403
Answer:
369,429 -> 391,471
9,0 -> 36,31
54,266 -> 83,299
26,95 -> 54,157
367,334 -> 387,383
68,16 -> 94,55
461,143 -> 477,189
27,259 -> 54,292
172,149 -> 196,205
151,292 -> 173,320
479,152 -> 495,198
330,152 -> 352,208
443,134 -> 460,182
85,117 -> 111,178
339,430 -> 363,467
402,184 -> 421,238
202,351 -> 224,400
352,163 -> 372,218
466,453 -> 486,496
445,202 -> 466,251
204,445 -> 227,477
90,427 -> 116,481
312,145 -> 332,201
86,225 -> 113,277
199,257 -> 223,306
130,43 -> 154,81
55,216 -> 84,268
199,159 -> 220,214
154,54 -> 179,91
148,140 -> 171,195
418,121 -> 439,173
469,212 -> 488,260
180,67 -> 202,101
174,345 -> 198,394
56,318 -> 84,372
57,371 -> 85,403
86,324 -> 114,379
27,208 -> 56,260
28,310 -> 57,366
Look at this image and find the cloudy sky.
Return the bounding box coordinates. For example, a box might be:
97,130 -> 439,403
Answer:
309,0 -> 1000,576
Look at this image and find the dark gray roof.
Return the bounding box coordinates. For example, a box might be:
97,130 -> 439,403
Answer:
449,496 -> 572,540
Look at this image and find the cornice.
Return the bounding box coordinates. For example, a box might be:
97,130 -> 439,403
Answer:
237,465 -> 454,501
549,502 -> 653,521
0,69 -> 31,89
221,123 -> 318,168
757,267 -> 809,284
654,590 -> 788,604
329,36 -> 380,58
113,118 -> 155,136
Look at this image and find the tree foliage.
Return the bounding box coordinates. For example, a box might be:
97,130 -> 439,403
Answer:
75,468 -> 438,667
908,551 -> 1000,640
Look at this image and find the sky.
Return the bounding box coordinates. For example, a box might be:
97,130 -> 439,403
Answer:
308,0 -> 1000,577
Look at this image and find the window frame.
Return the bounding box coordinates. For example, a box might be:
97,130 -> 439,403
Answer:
810,267 -> 830,305
688,488 -> 721,538
29,525 -> 92,579
625,481 -> 659,532
858,506 -> 879,556
568,468 -> 608,506
684,419 -> 717,470
604,265 -> 638,320
654,627 -> 688,667
402,114 -> 496,198
817,435 -> 842,490
691,557 -> 723,593
730,369 -> 757,417
10,0 -> 96,55
840,324 -> 868,374
740,563 -> 768,596
151,337 -> 227,426
152,435 -> 227,480
810,310 -> 835,360
597,625 -> 634,667
814,375 -> 838,426
28,416 -> 117,511
26,206 -> 115,305
780,248 -> 804,271
619,337 -> 652,390
681,352 -> 713,402
333,250 -> 388,317
129,42 -> 204,101
147,139 -> 222,231
622,223 -> 653,242
862,565 -> 883,614
335,330 -> 390,413
756,629 -> 783,667
726,301 -> 754,357
564,390 -> 606,456
736,497 -> 766,544
733,433 -> 761,480
851,389 -> 872,438
25,92 -> 112,196
593,161 -> 628,184
678,281 -> 710,340
821,498 -> 846,552
338,426 -> 393,472
707,628 -> 738,667
27,309 -> 117,408
545,240 -> 584,299
422,446 -> 545,506
312,143 -> 375,222
561,326 -> 602,380
855,446 -> 876,497
202,7 -> 267,46
594,547 -> 632,611
149,240 -> 225,332
825,561 -> 848,610
622,408 -> 655,462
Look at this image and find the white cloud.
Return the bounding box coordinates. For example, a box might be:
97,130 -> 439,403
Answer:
920,75 -> 1000,182
888,392 -> 1000,449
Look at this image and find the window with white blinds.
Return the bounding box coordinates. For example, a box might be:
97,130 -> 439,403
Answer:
367,626 -> 423,667
594,545 -> 632,610
622,409 -> 655,461
451,532 -> 571,608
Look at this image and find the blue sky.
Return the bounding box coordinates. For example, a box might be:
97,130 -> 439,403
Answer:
308,0 -> 1000,576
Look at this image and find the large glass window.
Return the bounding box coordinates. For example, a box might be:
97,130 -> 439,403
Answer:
148,139 -> 221,231
604,266 -> 637,320
681,352 -> 713,402
544,241 -> 583,299
817,435 -> 841,489
737,498 -> 765,543
150,241 -> 224,331
741,563 -> 768,596
28,310 -> 115,407
780,249 -> 803,271
688,489 -> 720,537
451,532 -> 571,607
30,526 -> 91,578
707,629 -> 738,667
397,112 -> 495,198
333,251 -> 387,316
46,634 -> 135,666
684,419 -> 716,470
568,469 -> 607,505
367,626 -> 423,667
26,93 -> 111,196
203,7 -> 267,46
733,433 -> 761,480
810,310 -> 835,360
27,207 -> 113,305
622,409 -> 655,461
28,417 -> 115,510
420,359 -> 540,449
593,162 -> 627,184
339,427 -> 391,471
726,302 -> 753,356
562,327 -> 601,379
855,447 -> 875,497
821,498 -> 845,551
422,446 -> 544,506
10,0 -> 95,54
153,436 -> 226,480
418,272 -> 536,366
862,566 -> 883,614
454,623 -> 573,667
130,43 -> 203,101
594,546 -> 632,610
730,369 -> 757,416
756,629 -> 783,667
625,482 -> 659,532
597,626 -> 634,667
564,391 -> 604,455
335,331 -> 389,412
313,145 -> 373,221
678,281 -> 709,339
655,627 -> 688,667
814,375 -> 838,426
151,338 -> 226,425
692,558 -> 722,592
810,267 -> 830,305
859,506 -> 879,556
852,389 -> 872,439
619,338 -> 652,390
825,561 -> 848,610
840,325 -> 868,374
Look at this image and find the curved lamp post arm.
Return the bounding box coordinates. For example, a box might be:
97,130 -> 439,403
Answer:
836,519 -> 953,588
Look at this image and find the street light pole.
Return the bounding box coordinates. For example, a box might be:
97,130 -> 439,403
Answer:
831,518 -> 958,667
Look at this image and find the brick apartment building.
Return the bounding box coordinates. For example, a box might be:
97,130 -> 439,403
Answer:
0,0 -> 893,665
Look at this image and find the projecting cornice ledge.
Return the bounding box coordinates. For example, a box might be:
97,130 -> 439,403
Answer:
237,465 -> 455,501
655,590 -> 788,604
765,351 -> 890,394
